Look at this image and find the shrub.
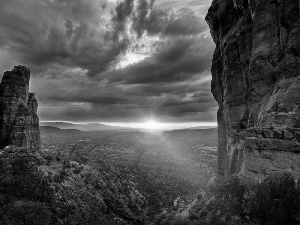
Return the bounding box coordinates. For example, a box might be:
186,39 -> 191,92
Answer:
208,175 -> 246,222
3,201 -> 52,225
0,148 -> 57,224
244,173 -> 300,225
206,173 -> 300,225
170,217 -> 193,225
0,150 -> 55,203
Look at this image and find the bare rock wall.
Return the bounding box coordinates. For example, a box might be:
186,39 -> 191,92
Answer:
206,0 -> 300,179
0,66 -> 40,150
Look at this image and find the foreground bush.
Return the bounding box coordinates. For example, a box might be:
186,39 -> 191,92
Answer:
205,173 -> 300,225
0,147 -> 56,224
0,147 -> 141,224
155,173 -> 300,225
244,174 -> 300,225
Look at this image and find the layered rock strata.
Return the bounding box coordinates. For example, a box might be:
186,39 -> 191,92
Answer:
206,0 -> 300,179
0,66 -> 40,150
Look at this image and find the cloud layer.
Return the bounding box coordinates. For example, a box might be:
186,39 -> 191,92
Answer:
0,0 -> 216,123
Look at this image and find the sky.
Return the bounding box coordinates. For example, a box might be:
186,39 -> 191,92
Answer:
0,0 -> 217,127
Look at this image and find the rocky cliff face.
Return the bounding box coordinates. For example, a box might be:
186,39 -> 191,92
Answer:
0,66 -> 40,150
206,0 -> 300,179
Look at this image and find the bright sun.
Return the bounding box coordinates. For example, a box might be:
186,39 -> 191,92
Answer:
143,119 -> 163,130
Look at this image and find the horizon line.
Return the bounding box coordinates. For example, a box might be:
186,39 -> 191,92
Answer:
40,121 -> 218,130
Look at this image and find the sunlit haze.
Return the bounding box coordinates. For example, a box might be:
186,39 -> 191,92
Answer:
105,121 -> 217,131
41,120 -> 217,131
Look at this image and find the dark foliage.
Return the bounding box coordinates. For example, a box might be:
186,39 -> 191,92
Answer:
205,174 -> 300,225
0,148 -> 131,225
0,148 -> 56,224
3,201 -> 52,225
131,166 -> 196,216
0,127 -> 216,224
244,174 -> 300,225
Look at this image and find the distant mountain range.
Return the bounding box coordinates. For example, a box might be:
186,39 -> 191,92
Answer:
39,122 -> 132,131
40,121 -> 217,132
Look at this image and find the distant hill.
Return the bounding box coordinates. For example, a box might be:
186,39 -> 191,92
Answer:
188,126 -> 217,130
40,126 -> 124,145
40,122 -> 132,131
40,126 -> 83,135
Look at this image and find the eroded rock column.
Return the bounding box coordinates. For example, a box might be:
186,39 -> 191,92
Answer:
0,66 -> 40,150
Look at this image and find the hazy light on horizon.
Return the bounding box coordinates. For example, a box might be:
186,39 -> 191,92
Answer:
40,120 -> 217,131
47,121 -> 216,130
107,122 -> 217,130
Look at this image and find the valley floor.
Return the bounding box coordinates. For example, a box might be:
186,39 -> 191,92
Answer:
39,127 -> 218,223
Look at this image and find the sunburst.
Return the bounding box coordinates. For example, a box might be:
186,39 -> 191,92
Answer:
143,119 -> 163,130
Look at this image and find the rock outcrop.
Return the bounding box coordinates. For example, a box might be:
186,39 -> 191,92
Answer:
206,0 -> 300,179
0,66 -> 40,150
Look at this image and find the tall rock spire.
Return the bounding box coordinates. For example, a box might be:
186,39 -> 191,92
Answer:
0,65 -> 40,150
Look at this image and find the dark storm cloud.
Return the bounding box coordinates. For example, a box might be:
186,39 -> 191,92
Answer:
0,0 -> 128,76
34,67 -> 217,123
103,35 -> 214,84
132,77 -> 212,97
44,85 -> 132,105
48,95 -> 130,105
0,0 -> 216,123
111,0 -> 134,37
114,0 -> 134,22
112,0 -> 156,37
97,0 -> 216,123
153,7 -> 207,37
132,0 -> 152,37
112,0 -> 207,37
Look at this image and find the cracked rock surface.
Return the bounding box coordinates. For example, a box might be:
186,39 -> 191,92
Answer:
0,66 -> 40,150
206,0 -> 300,179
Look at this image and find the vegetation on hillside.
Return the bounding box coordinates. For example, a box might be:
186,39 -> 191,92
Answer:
2,129 -> 299,225
0,140 -> 201,224
0,146 -> 144,224
157,174 -> 300,225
